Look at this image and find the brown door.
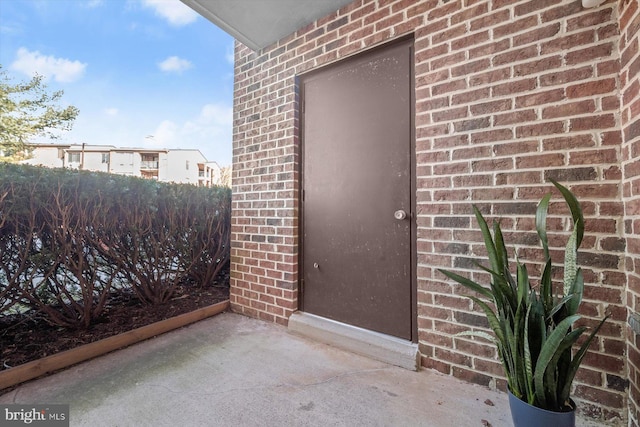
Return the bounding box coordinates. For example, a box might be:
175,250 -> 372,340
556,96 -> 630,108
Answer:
301,39 -> 414,340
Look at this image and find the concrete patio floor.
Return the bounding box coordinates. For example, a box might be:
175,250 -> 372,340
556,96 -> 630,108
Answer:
1,311 -> 604,426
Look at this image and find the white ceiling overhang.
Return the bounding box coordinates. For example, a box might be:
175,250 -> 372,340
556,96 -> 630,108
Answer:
180,0 -> 354,51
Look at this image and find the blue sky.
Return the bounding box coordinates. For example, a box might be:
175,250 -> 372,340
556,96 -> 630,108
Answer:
0,0 -> 234,165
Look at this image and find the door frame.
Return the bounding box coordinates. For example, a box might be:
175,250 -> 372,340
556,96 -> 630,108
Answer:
297,36 -> 417,343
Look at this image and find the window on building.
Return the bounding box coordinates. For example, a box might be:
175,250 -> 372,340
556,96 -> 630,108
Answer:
101,153 -> 109,164
140,153 -> 159,169
186,160 -> 190,170
68,152 -> 81,163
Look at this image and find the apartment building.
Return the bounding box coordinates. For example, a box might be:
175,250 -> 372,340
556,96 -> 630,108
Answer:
24,143 -> 221,186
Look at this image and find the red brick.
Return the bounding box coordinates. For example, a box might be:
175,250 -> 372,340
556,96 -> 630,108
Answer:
406,0 -> 437,18
571,113 -> 617,131
374,12 -> 404,32
428,1 -> 461,20
514,0 -> 559,17
432,23 -> 466,46
516,121 -> 565,137
515,88 -> 565,107
468,39 -> 510,60
433,134 -> 469,149
468,67 -> 511,86
542,100 -> 596,119
540,1 -> 583,22
567,8 -> 614,32
493,109 -> 537,126
452,366 -> 492,387
574,384 -> 625,409
470,128 -> 514,144
451,31 -> 490,51
516,153 -> 565,169
569,148 -> 619,165
470,9 -> 510,31
493,46 -> 539,66
470,99 -> 512,115
493,15 -> 537,39
471,157 -> 514,172
432,106 -> 468,122
451,87 -> 490,105
231,1 -> 632,422
394,15 -> 424,36
513,22 -> 561,46
431,52 -> 467,71
492,78 -> 537,97
422,357 -> 451,374
540,66 -> 594,87
566,42 -> 615,66
540,30 -> 595,55
514,55 -> 563,77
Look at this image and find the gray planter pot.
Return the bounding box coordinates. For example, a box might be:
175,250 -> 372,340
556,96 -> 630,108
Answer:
508,389 -> 575,427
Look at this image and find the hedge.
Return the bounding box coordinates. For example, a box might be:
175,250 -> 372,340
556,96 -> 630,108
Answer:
0,163 -> 231,328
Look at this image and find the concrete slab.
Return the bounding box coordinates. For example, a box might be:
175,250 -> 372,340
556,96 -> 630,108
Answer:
0,312 -> 604,426
288,311 -> 420,371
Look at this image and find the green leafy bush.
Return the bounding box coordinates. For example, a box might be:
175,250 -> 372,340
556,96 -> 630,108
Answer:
0,163 -> 231,327
439,180 -> 607,412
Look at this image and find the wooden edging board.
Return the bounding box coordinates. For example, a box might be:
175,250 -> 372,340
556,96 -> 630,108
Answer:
0,300 -> 230,391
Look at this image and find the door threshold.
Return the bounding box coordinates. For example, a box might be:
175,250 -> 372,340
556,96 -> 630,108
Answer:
288,312 -> 419,371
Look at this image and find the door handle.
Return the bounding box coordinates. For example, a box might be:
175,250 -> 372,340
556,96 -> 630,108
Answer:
394,210 -> 408,220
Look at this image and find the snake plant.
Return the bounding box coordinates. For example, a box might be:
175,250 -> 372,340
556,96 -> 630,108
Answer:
439,180 -> 607,412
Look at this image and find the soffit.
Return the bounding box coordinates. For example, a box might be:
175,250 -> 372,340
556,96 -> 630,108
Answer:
180,0 -> 354,51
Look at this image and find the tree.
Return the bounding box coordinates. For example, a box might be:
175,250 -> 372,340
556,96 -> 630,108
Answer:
0,66 -> 79,161
214,165 -> 232,188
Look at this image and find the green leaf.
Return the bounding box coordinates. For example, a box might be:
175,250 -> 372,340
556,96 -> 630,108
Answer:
543,327 -> 585,409
437,180 -> 607,412
473,261 -> 514,305
547,294 -> 575,321
493,221 -> 510,282
565,268 -> 584,316
533,314 -> 580,407
438,269 -> 493,299
536,193 -> 552,261
550,179 -> 584,248
540,259 -> 553,313
465,294 -> 504,344
563,219 -> 580,297
473,205 -> 500,274
0,66 -> 79,160
523,301 -> 535,404
503,319 -> 520,394
558,316 -> 609,405
516,261 -> 529,307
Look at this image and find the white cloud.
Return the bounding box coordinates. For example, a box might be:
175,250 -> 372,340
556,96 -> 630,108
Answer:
144,103 -> 232,162
1,23 -> 22,35
84,0 -> 104,8
141,0 -> 198,26
105,108 -> 119,116
149,120 -> 178,147
11,48 -> 87,83
225,43 -> 235,65
186,104 -> 233,133
158,56 -> 193,73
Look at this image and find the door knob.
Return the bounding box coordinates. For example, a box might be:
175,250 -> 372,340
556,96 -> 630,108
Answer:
394,210 -> 407,220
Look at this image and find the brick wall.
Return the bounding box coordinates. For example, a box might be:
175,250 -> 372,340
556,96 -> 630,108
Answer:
230,41 -> 300,325
621,0 -> 640,424
231,0 -> 630,422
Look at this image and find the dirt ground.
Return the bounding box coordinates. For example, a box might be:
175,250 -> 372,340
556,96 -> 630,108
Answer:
0,269 -> 229,371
